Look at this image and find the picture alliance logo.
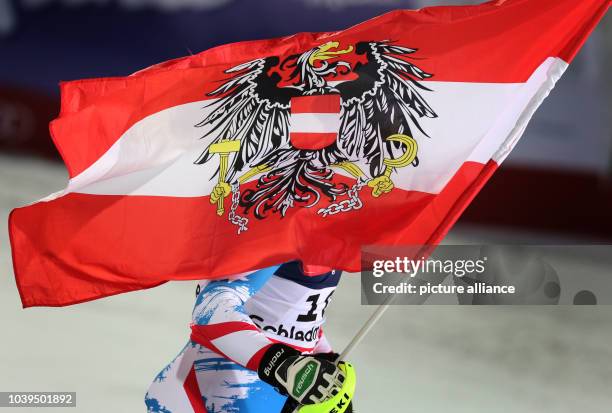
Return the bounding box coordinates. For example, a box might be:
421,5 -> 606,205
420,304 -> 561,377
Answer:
250,315 -> 321,343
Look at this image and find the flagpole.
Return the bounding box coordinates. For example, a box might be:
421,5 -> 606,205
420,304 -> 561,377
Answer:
337,299 -> 392,362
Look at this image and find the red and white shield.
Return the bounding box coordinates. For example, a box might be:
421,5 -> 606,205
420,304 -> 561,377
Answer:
289,94 -> 341,150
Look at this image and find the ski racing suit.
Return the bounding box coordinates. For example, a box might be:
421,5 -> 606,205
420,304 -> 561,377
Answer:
145,262 -> 342,413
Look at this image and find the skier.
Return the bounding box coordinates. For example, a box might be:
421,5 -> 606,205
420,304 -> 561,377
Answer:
145,261 -> 354,412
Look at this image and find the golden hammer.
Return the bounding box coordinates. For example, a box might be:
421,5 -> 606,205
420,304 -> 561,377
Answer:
208,139 -> 241,216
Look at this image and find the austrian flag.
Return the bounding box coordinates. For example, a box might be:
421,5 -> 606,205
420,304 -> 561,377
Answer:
9,0 -> 609,307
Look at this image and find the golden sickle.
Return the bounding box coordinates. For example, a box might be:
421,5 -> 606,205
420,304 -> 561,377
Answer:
208,139 -> 240,216
382,134 -> 418,177
332,134 -> 418,182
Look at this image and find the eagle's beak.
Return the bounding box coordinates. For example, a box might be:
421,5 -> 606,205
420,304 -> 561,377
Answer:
308,41 -> 354,66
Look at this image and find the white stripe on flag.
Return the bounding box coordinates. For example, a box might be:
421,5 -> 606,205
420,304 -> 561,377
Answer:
289,113 -> 341,134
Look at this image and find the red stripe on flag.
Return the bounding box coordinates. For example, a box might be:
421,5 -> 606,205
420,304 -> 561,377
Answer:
302,264 -> 333,275
291,95 -> 341,114
289,132 -> 337,150
10,161 -> 497,308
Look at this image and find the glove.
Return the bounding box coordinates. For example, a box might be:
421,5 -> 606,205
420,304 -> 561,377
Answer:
280,352 -> 354,413
258,344 -> 346,405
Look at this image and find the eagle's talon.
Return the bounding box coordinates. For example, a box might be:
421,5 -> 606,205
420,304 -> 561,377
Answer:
368,175 -> 394,198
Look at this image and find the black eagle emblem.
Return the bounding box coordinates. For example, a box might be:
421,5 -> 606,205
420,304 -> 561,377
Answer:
195,40 -> 437,231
